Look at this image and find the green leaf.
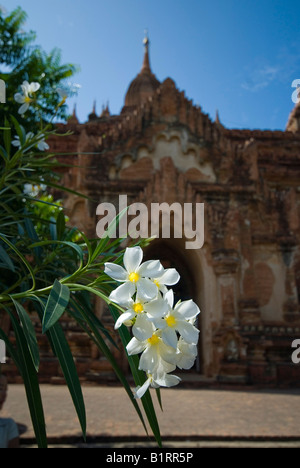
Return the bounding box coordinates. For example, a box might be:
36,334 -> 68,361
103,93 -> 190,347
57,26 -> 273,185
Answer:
33,297 -> 86,440
0,233 -> 36,292
24,215 -> 43,261
7,308 -> 47,448
92,206 -> 128,262
69,294 -> 118,349
0,244 -> 15,271
11,298 -> 40,372
49,216 -> 57,241
155,388 -> 163,412
69,295 -> 148,436
29,240 -> 84,264
56,210 -> 66,240
10,114 -> 26,145
3,118 -> 11,157
42,279 -> 70,333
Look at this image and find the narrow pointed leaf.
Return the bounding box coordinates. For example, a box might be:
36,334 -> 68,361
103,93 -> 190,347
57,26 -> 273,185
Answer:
11,298 -> 40,372
70,296 -> 148,435
0,244 -> 15,271
42,279 -> 70,333
32,297 -> 86,439
7,308 -> 47,448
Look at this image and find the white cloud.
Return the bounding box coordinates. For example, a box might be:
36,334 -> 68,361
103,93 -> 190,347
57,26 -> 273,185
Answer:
241,64 -> 280,92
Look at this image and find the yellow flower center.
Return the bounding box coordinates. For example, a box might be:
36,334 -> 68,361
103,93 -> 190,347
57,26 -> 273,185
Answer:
133,302 -> 143,314
129,272 -> 139,283
147,334 -> 159,346
154,280 -> 160,288
24,96 -> 32,103
166,315 -> 177,327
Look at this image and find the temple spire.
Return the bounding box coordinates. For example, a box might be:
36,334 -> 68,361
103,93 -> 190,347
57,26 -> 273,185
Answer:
141,29 -> 151,74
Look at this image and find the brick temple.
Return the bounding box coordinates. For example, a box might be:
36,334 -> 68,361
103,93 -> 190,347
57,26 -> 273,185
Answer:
12,36 -> 300,386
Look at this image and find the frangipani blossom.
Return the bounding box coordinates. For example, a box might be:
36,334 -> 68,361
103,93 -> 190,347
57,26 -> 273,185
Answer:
12,132 -> 49,152
56,82 -> 81,105
14,81 -> 40,114
12,132 -> 34,148
127,329 -> 177,374
135,368 -> 181,399
155,289 -> 200,349
105,245 -> 200,397
152,267 -> 180,295
36,134 -> 49,151
105,246 -> 163,302
113,295 -> 168,341
176,338 -> 198,370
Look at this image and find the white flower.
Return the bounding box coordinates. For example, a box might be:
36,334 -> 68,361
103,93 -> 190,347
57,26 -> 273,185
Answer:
135,368 -> 181,399
14,81 -> 40,114
105,246 -> 163,302
152,268 -> 180,295
56,82 -> 81,104
12,132 -> 49,152
126,328 -> 177,374
36,134 -> 49,151
12,132 -> 34,148
154,289 -> 200,349
23,182 -> 47,197
176,337 -> 198,370
113,295 -> 168,341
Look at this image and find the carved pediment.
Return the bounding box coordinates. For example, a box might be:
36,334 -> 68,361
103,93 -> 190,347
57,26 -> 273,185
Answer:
115,129 -> 216,183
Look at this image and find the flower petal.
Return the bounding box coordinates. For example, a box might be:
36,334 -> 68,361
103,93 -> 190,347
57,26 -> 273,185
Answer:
164,289 -> 174,308
162,327 -> 178,349
155,373 -> 181,388
176,338 -> 197,369
114,310 -> 135,329
137,278 -> 158,301
29,82 -> 40,93
158,340 -> 177,365
156,268 -> 180,286
144,297 -> 168,318
104,262 -> 128,281
109,282 -> 135,304
139,345 -> 158,372
176,320 -> 199,344
138,259 -> 163,278
14,93 -> 25,103
21,81 -> 30,94
134,377 -> 152,399
126,337 -> 146,356
133,314 -> 155,341
18,102 -> 29,114
123,246 -> 143,273
175,299 -> 200,320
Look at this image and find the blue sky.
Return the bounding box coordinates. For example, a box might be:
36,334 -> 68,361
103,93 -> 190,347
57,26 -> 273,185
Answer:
4,0 -> 300,130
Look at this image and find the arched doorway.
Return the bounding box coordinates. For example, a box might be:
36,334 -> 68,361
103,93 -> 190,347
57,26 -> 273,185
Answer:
144,238 -> 202,372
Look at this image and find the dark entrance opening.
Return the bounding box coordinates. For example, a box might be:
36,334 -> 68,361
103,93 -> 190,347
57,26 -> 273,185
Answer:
144,239 -> 201,372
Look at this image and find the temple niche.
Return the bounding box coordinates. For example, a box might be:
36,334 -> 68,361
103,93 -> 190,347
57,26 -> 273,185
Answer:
6,34 -> 299,387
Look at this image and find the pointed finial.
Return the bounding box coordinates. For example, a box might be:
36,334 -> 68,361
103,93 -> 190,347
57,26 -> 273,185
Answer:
68,103 -> 79,124
141,29 -> 151,73
215,109 -> 224,128
88,99 -> 97,120
143,29 -> 149,46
